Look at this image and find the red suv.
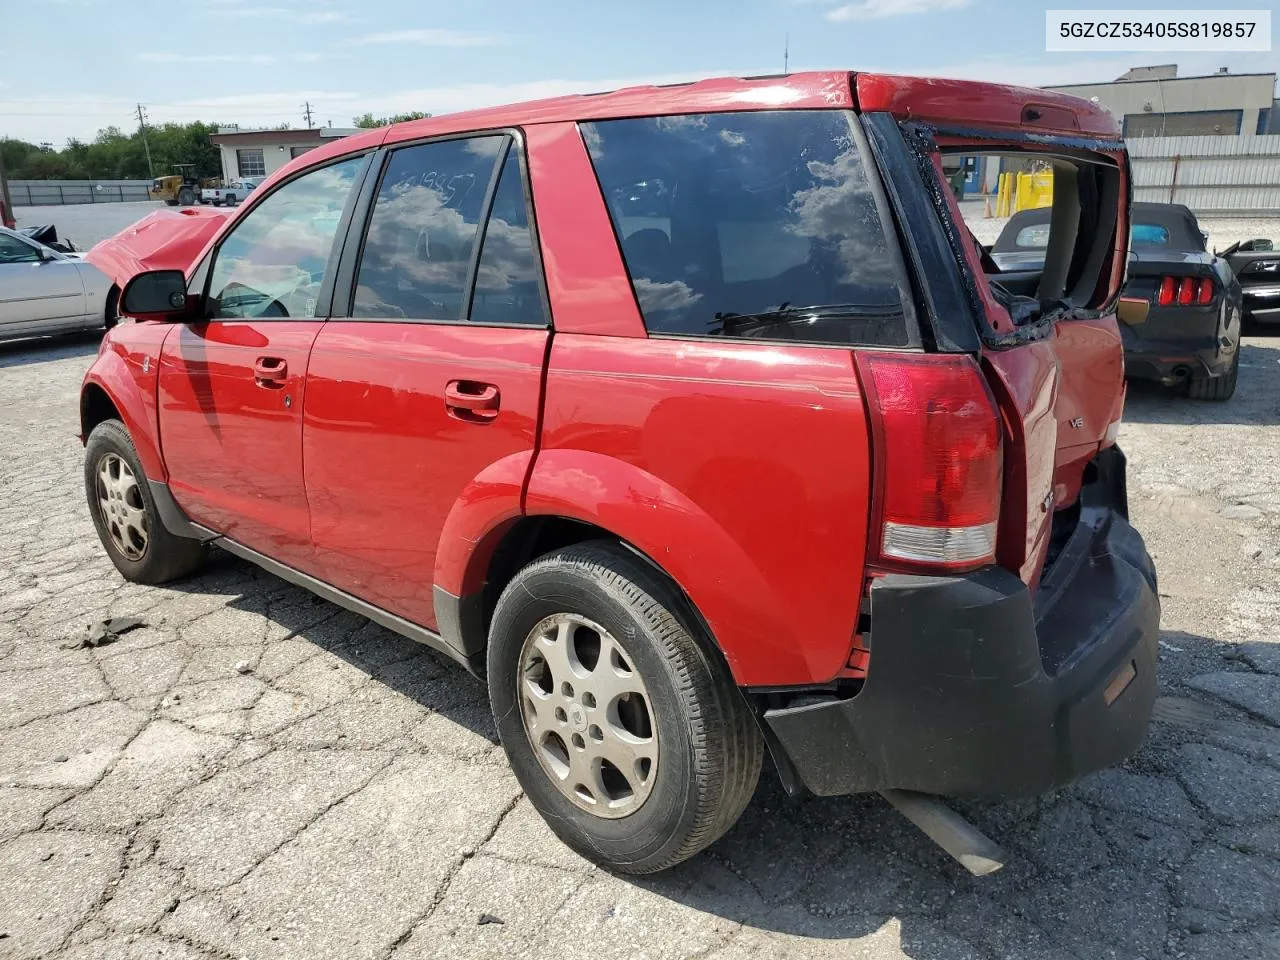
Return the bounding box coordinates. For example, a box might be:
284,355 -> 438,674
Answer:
80,72 -> 1159,874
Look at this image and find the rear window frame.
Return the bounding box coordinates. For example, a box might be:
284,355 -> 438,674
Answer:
579,108 -> 923,352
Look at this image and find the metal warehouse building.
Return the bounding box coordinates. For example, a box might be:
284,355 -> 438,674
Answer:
1045,65 -> 1278,138
209,126 -> 359,183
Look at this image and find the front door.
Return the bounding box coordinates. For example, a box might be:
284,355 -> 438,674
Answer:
158,155 -> 367,569
304,136 -> 550,629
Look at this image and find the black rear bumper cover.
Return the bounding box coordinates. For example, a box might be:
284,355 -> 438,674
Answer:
763,446 -> 1160,798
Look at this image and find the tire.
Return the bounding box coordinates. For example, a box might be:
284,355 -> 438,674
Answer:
84,420 -> 206,584
177,187 -> 196,206
487,541 -> 763,874
1187,349 -> 1239,401
164,199 -> 179,207
103,286 -> 119,330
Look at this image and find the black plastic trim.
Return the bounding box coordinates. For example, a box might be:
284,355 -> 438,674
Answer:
861,113 -> 980,354
147,481 -> 216,542
329,146 -> 387,319
461,137 -> 512,322
205,530 -> 483,676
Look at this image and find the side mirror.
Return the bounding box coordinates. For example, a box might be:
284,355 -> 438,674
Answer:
121,270 -> 193,319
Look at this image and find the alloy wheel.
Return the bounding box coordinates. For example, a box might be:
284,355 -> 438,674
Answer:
96,453 -> 148,561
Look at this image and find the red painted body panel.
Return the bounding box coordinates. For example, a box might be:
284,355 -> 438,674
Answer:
529,335 -> 873,687
302,323 -> 547,628
81,322 -> 174,479
522,123 -> 645,338
85,207 -> 231,289
856,73 -> 1122,137
157,321 -> 322,569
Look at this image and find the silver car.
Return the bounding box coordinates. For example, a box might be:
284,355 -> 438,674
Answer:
0,226 -> 114,340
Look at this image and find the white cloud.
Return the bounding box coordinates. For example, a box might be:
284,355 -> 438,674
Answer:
135,51 -> 334,65
826,0 -> 969,21
352,29 -> 504,46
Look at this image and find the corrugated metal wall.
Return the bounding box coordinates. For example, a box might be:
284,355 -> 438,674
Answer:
9,179 -> 152,206
1127,135 -> 1280,217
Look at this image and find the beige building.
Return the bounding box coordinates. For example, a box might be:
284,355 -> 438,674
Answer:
1046,65 -> 1277,137
209,126 -> 359,183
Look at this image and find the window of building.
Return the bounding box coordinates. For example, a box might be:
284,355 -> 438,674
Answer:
290,145 -> 315,160
470,151 -> 545,326
207,155 -> 365,319
1259,108 -> 1273,135
237,148 -> 266,178
1122,110 -> 1243,137
351,135 -> 504,320
582,110 -> 909,347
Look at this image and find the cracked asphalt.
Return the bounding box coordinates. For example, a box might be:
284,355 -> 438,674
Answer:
1,325 -> 1278,960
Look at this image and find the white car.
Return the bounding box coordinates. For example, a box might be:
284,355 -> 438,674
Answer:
0,226 -> 114,340
200,178 -> 261,207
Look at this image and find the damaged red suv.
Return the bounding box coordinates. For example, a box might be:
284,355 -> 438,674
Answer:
80,72 -> 1159,874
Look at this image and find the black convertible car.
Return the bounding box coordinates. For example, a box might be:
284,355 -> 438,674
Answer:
992,202 -> 1243,401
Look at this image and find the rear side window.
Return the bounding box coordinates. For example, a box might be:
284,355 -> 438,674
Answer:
470,151 -> 545,326
582,110 -> 910,346
352,136 -> 504,320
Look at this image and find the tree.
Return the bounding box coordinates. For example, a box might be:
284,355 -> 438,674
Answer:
0,121 -> 224,180
353,111 -> 431,128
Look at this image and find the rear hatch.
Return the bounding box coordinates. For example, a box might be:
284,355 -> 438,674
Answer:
856,74 -> 1130,586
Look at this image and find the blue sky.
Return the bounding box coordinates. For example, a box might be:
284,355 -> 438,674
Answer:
1,0 -> 1276,145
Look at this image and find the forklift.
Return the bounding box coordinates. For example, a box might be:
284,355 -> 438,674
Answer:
149,164 -> 210,206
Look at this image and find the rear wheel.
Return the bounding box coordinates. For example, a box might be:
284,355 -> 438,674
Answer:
1188,349 -> 1239,401
177,187 -> 196,206
487,541 -> 762,874
84,420 -> 206,584
104,286 -> 119,330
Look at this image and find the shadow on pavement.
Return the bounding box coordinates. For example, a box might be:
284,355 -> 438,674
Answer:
1123,339 -> 1280,428
0,329 -> 103,369
152,550 -> 1248,957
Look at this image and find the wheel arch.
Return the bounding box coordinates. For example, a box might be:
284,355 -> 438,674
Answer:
80,366 -> 166,480
435,448 -> 802,685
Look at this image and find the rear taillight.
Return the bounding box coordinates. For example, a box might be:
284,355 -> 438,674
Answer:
1157,275 -> 1213,306
856,353 -> 1002,572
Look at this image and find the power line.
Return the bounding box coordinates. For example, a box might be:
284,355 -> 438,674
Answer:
136,103 -> 154,180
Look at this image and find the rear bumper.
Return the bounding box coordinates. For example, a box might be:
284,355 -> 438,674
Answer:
1118,301 -> 1237,383
763,446 -> 1160,798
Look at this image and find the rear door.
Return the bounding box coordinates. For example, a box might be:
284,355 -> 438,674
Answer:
158,155 -> 367,570
0,232 -> 85,328
303,133 -> 549,630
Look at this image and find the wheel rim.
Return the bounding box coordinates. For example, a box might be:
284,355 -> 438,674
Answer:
517,613 -> 658,819
95,453 -> 148,561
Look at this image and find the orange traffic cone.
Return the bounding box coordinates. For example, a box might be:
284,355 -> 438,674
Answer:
984,198 -> 993,219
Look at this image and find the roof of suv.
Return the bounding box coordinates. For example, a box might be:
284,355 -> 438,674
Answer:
300,71 -> 1123,171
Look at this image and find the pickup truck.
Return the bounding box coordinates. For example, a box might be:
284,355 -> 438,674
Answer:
199,178 -> 260,206
80,70 -> 1158,876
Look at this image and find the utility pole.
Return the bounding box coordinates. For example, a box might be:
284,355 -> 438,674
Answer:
783,33 -> 789,74
302,101 -> 315,128
136,103 -> 154,180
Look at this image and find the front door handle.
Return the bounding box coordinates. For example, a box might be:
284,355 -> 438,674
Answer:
254,356 -> 287,387
444,380 -> 500,421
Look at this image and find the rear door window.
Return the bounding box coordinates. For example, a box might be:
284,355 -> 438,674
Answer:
351,136 -> 504,320
582,110 -> 911,347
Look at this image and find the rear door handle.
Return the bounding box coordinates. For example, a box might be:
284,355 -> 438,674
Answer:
254,356 -> 287,387
444,380 -> 500,421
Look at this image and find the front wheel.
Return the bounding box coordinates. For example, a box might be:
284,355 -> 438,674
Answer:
84,420 -> 206,584
488,541 -> 763,874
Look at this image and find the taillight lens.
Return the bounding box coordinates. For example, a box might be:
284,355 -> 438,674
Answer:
856,353 -> 1002,571
1157,277 -> 1176,306
1177,277 -> 1195,305
1197,278 -> 1215,304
